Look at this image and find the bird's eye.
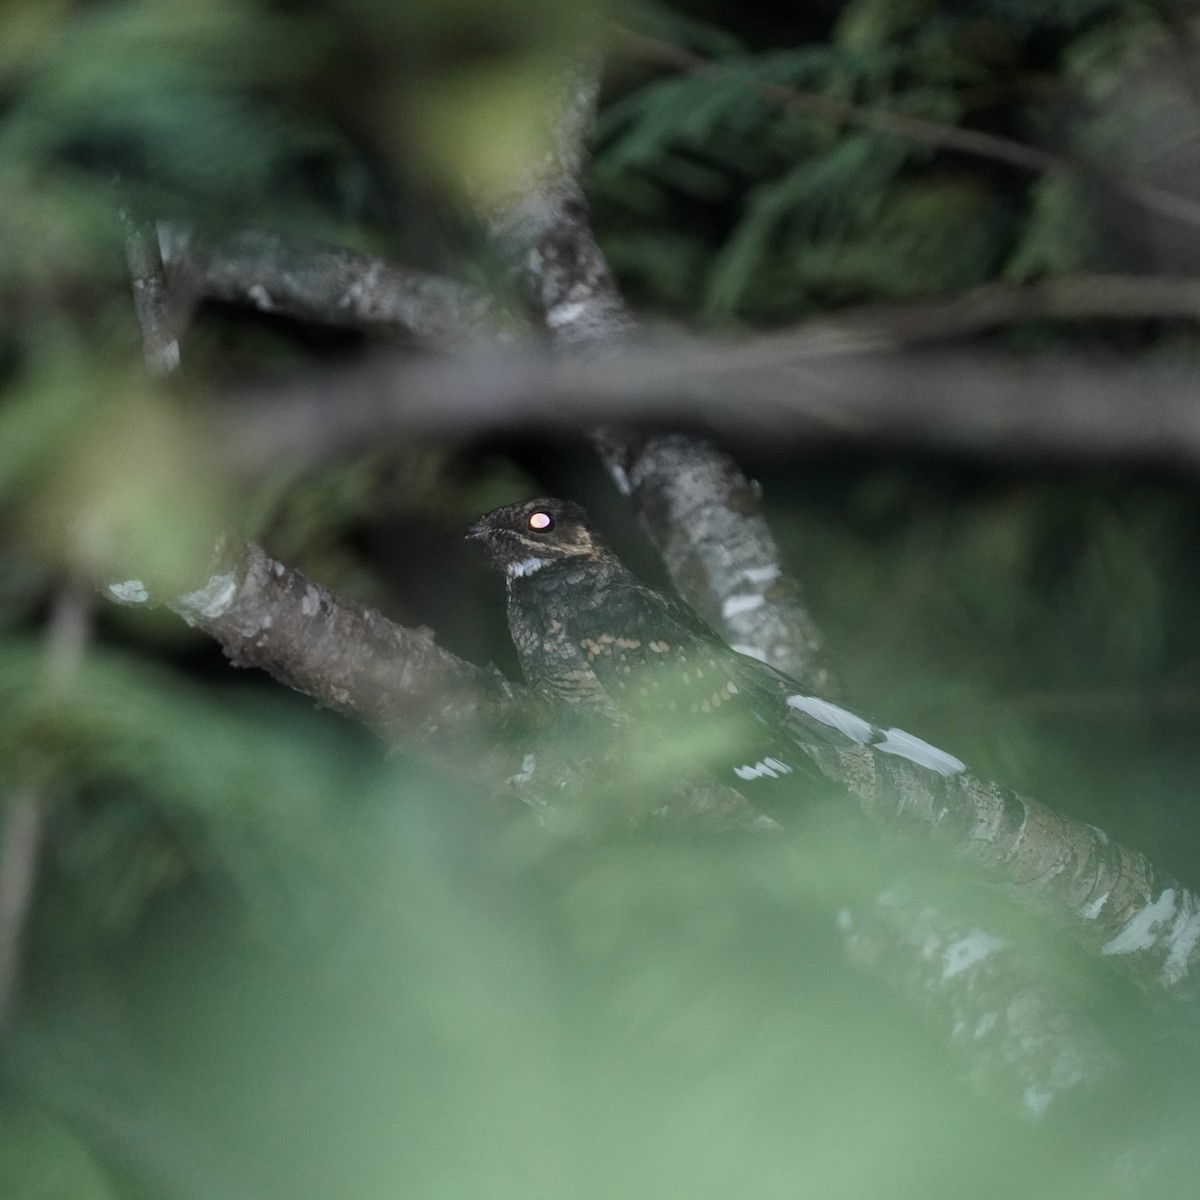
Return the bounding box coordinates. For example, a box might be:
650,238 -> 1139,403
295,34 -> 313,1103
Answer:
528,510 -> 554,532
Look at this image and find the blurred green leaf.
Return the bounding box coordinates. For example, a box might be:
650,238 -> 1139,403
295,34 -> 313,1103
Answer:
0,1102 -> 116,1200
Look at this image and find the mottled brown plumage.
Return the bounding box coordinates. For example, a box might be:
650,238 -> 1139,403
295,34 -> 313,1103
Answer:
468,498 -> 968,819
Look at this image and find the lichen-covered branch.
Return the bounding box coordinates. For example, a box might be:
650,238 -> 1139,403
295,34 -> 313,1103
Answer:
159,225 -> 507,347
808,740 -> 1200,1003
105,541 -> 777,833
838,884 -> 1121,1117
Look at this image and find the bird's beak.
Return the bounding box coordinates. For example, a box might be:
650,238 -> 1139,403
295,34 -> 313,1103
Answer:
464,519 -> 488,542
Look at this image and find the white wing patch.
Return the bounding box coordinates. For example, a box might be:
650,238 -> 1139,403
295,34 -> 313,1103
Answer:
786,694 -> 874,744
734,756 -> 793,781
787,694 -> 965,777
874,728 -> 965,776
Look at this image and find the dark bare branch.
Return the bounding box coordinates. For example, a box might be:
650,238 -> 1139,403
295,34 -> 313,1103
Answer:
120,210 -> 182,376
213,339 -> 1200,471
795,273 -> 1200,343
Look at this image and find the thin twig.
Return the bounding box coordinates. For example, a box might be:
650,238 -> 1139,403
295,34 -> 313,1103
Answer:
794,273 -> 1200,343
0,788 -> 42,1030
119,209 -> 182,375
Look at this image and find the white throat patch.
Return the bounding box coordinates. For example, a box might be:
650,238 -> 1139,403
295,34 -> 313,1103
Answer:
507,555 -> 550,579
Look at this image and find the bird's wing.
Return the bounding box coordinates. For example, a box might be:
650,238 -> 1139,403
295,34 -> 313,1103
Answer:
563,579 -> 968,813
561,579 -> 754,718
560,579 -> 836,803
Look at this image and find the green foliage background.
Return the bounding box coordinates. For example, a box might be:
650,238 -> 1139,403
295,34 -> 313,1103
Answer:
2,0 -> 1200,1196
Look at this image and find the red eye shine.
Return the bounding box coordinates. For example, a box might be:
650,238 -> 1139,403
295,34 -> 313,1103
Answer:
528,511 -> 553,531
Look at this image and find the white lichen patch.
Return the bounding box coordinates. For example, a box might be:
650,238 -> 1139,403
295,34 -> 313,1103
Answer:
1022,1087 -> 1053,1119
730,643 -> 768,662
973,1012 -> 997,1039
611,465 -> 632,495
1102,889 -> 1177,957
509,753 -> 536,786
722,593 -> 764,618
1079,891 -> 1110,920
248,283 -> 274,310
941,929 -> 1007,980
742,564 -> 781,585
155,220 -> 188,261
174,573 -> 237,623
546,299 -> 590,329
301,584 -> 322,616
107,579 -> 149,604
345,258 -> 382,307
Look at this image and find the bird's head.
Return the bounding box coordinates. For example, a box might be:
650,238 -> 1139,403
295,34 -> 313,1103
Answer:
466,497 -> 605,579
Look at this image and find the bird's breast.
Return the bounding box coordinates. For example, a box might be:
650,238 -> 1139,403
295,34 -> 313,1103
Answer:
506,574 -> 611,706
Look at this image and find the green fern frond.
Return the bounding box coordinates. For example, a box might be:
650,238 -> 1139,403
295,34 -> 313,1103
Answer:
704,132 -> 911,318
792,174 -> 1005,303
616,1 -> 745,59
0,642 -> 364,935
1004,170 -> 1099,280
1061,8 -> 1169,99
